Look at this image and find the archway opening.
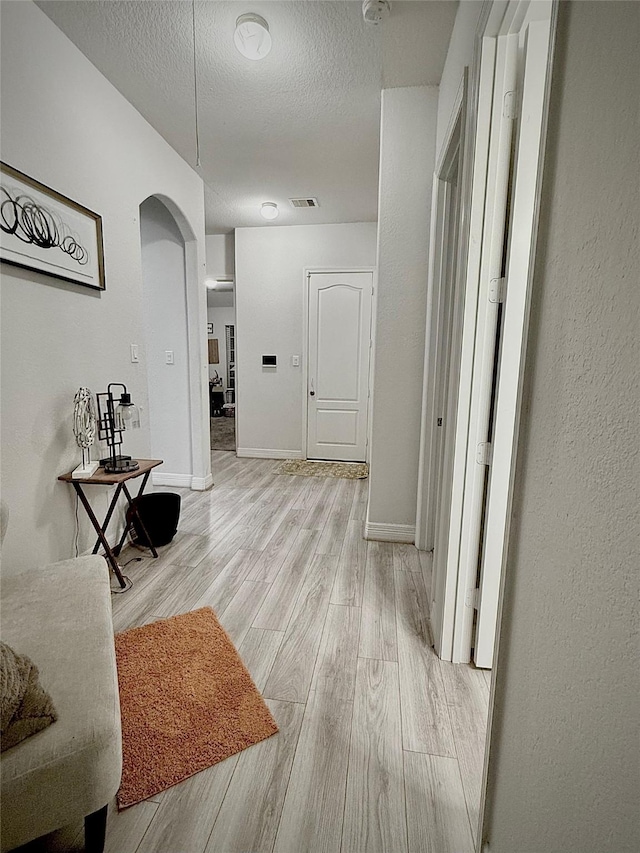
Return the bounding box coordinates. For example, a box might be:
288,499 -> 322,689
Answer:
139,196 -> 192,482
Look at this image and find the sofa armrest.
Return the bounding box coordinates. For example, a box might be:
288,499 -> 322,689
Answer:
1,556 -> 122,852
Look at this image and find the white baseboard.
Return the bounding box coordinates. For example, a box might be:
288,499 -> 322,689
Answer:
151,472 -> 192,488
364,522 -> 415,543
191,473 -> 214,491
151,472 -> 214,490
236,448 -> 305,460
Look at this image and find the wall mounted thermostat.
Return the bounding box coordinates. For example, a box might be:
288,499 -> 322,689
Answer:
262,355 -> 277,367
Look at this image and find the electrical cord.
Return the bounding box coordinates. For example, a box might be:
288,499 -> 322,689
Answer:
74,492 -> 79,557
109,556 -> 141,594
192,0 -> 201,168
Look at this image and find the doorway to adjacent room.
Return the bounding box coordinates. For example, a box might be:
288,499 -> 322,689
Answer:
208,284 -> 236,452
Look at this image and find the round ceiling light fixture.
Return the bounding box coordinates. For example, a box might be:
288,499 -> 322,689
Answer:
234,13 -> 272,61
362,0 -> 391,26
260,202 -> 279,221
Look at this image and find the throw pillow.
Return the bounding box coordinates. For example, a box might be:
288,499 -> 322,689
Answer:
0,641 -> 57,752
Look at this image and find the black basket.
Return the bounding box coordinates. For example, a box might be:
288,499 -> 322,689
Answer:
126,492 -> 181,548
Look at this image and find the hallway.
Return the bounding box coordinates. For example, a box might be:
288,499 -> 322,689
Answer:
18,454 -> 486,853
104,453 -> 489,852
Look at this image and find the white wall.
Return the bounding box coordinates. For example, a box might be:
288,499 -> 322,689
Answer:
140,197 -> 192,479
366,86 -> 438,537
0,1 -> 207,573
482,3 -> 640,851
435,0 -> 484,161
205,234 -> 235,384
234,223 -> 377,457
207,305 -> 235,388
206,234 -> 235,279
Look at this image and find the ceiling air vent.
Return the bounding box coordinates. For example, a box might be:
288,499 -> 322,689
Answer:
289,197 -> 319,208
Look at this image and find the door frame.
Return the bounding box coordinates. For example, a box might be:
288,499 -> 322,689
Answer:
451,24 -> 521,664
415,73 -> 470,655
455,1 -> 556,669
472,14 -> 554,669
417,0 -> 557,665
302,267 -> 376,462
416,73 -> 466,552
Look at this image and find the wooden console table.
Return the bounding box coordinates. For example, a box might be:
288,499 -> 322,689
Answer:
58,459 -> 163,589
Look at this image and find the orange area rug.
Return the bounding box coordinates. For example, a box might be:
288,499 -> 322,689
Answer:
115,607 -> 278,808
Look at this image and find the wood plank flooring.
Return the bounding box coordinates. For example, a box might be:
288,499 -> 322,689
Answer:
23,452 -> 488,853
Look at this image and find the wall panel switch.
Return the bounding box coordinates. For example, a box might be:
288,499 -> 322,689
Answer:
165,350 -> 174,364
130,344 -> 139,363
292,355 -> 300,367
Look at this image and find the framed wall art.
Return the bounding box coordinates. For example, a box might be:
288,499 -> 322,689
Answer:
208,339 -> 219,364
0,162 -> 105,291
207,323 -> 214,334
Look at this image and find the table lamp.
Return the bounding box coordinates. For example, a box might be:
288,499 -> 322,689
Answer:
97,383 -> 140,473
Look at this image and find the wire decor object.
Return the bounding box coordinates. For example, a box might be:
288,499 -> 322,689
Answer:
71,387 -> 100,479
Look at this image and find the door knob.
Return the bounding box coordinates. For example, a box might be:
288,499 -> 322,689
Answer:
310,390 -> 315,396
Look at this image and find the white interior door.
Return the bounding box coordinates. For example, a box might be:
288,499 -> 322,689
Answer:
307,271 -> 373,462
474,18 -> 553,668
452,32 -> 520,665
447,10 -> 554,668
430,131 -> 465,653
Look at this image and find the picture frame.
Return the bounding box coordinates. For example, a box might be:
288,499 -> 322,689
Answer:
207,323 -> 214,335
0,162 -> 106,291
208,339 -> 219,364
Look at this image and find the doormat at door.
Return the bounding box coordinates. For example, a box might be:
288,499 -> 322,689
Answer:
276,460 -> 368,479
115,607 -> 278,808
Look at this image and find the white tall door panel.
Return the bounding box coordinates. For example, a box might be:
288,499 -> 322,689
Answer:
474,19 -> 553,669
307,272 -> 373,462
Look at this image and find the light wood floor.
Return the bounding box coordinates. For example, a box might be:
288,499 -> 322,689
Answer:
28,452 -> 490,853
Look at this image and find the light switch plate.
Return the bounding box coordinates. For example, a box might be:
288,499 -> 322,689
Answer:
165,350 -> 174,365
130,344 -> 139,363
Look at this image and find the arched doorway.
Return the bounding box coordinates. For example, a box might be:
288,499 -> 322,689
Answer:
139,195 -> 211,488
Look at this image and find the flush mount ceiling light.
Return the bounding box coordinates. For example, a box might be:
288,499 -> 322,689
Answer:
362,0 -> 391,26
234,13 -> 272,61
260,202 -> 279,221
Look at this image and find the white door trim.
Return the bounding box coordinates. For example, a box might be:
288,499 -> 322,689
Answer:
473,16 -> 553,668
477,8 -> 559,847
420,0 -> 556,665
438,37 -> 499,662
455,3 -> 556,666
416,74 -> 467,555
302,267 -> 376,462
416,74 -> 470,657
452,29 -> 520,664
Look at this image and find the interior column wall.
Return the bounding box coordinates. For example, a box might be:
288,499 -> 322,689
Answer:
366,85 -> 438,540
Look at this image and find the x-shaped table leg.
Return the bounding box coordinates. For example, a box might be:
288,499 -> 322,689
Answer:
73,482 -> 127,588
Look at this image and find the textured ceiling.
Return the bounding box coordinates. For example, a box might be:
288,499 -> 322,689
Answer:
37,1 -> 458,233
